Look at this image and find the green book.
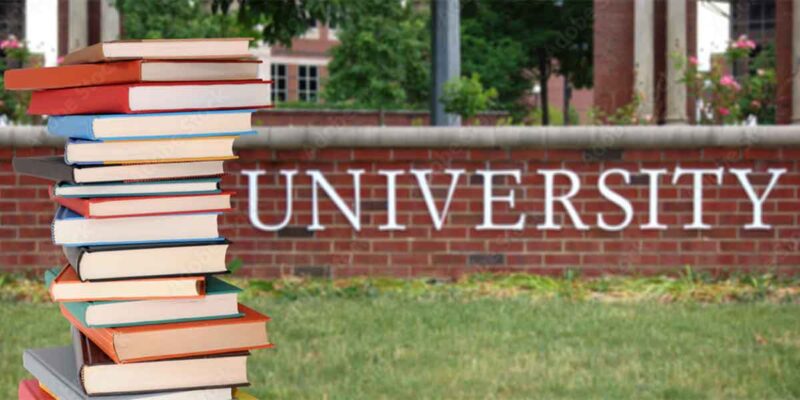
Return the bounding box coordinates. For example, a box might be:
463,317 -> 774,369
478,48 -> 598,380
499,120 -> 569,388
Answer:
59,276 -> 243,328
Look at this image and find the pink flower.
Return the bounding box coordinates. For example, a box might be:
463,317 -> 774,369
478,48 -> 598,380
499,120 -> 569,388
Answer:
718,107 -> 730,116
0,39 -> 19,49
751,100 -> 761,109
733,35 -> 756,50
719,74 -> 740,91
57,56 -> 64,65
688,56 -> 699,66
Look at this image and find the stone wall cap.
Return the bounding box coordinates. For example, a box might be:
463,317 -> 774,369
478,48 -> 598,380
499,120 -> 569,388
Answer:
1,125 -> 799,149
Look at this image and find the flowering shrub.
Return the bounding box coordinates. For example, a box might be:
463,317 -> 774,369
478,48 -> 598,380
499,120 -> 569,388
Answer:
0,35 -> 39,125
676,35 -> 776,125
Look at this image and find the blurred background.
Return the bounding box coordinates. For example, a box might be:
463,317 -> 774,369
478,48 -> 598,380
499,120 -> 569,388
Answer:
0,0 -> 793,126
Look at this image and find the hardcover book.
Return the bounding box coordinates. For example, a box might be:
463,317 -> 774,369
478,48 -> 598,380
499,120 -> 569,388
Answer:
52,207 -> 223,246
18,379 -> 53,400
53,179 -> 222,198
4,59 -> 260,90
53,191 -> 233,218
62,304 -> 272,363
63,240 -> 230,281
72,328 -> 249,395
59,276 -> 242,328
13,156 -> 225,184
45,265 -> 206,301
61,38 -> 253,65
23,347 -> 234,399
28,80 -> 272,115
48,110 -> 254,141
63,136 -> 238,165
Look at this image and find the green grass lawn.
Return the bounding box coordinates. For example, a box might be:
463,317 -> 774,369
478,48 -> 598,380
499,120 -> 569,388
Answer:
2,293 -> 800,399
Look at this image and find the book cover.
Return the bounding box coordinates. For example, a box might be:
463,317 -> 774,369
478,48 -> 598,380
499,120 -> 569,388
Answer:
61,38 -> 253,65
18,379 -> 54,400
45,265 -> 206,301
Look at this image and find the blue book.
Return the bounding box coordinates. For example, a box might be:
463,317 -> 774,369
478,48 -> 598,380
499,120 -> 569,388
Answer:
48,109 -> 257,141
56,275 -> 243,328
52,206 -> 224,247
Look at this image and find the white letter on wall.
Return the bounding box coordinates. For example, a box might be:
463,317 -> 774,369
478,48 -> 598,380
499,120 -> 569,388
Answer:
672,167 -> 724,230
410,169 -> 464,231
730,168 -> 786,230
476,169 -> 525,230
641,169 -> 667,230
307,169 -> 364,231
597,168 -> 633,231
242,169 -> 297,232
537,169 -> 588,230
379,170 -> 406,231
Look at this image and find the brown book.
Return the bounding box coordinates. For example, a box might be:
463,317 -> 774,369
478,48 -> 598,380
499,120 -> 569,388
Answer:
72,328 -> 249,396
62,303 -> 272,363
4,59 -> 261,91
62,38 -> 253,65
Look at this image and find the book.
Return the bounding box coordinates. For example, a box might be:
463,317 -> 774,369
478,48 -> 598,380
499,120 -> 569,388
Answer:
52,207 -> 222,246
53,191 -> 233,218
61,38 -> 253,65
4,59 -> 261,90
23,347 -> 234,399
63,241 -> 230,281
60,276 -> 242,328
18,379 -> 53,400
28,80 -> 272,115
45,265 -> 206,301
64,137 -> 238,165
72,328 -> 249,396
54,179 -> 222,198
62,304 -> 272,363
48,110 -> 254,141
13,156 -> 225,184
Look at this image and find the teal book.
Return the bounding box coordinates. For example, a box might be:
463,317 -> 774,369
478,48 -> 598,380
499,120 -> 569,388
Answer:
59,276 -> 243,328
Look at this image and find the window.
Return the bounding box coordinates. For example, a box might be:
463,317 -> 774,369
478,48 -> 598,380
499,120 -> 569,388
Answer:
271,63 -> 287,103
298,65 -> 319,102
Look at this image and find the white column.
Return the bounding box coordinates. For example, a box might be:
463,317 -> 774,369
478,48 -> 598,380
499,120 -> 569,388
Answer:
100,0 -> 120,41
67,0 -> 88,52
634,0 -> 655,118
665,0 -> 688,124
793,0 -> 800,124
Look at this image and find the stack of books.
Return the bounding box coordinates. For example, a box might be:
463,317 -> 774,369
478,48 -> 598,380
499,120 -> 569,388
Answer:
6,38 -> 272,400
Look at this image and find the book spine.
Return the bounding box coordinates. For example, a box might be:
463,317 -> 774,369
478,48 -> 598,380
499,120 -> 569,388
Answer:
59,304 -> 121,364
48,116 -> 96,140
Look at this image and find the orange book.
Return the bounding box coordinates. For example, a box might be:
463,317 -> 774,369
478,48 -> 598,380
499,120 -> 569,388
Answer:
3,59 -> 261,91
62,303 -> 272,363
46,265 -> 206,302
18,380 -> 54,400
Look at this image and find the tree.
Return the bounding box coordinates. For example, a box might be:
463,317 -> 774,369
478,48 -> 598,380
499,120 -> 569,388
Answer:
441,73 -> 497,123
115,0 -> 257,39
322,0 -> 430,123
460,0 -> 593,124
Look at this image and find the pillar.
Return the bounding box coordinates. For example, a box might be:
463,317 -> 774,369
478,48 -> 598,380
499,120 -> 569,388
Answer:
793,0 -> 800,124
665,0 -> 687,124
634,0 -> 655,118
431,0 -> 461,126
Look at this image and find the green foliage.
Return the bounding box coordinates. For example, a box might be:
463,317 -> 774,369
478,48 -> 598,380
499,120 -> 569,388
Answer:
323,0 -> 429,111
0,36 -> 42,125
227,257 -> 244,274
526,105 -> 580,126
115,0 -> 258,40
461,0 -> 593,114
441,73 -> 497,122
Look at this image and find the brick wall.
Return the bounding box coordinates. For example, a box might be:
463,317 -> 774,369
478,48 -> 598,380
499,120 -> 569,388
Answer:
253,109 -> 507,126
3,143 -> 797,278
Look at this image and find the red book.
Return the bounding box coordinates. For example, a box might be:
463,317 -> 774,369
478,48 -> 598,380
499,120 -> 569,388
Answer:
18,380 -> 54,400
3,59 -> 260,91
28,80 -> 272,115
52,189 -> 234,218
